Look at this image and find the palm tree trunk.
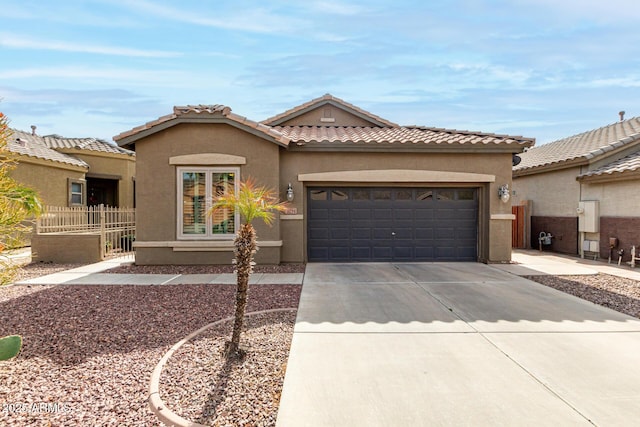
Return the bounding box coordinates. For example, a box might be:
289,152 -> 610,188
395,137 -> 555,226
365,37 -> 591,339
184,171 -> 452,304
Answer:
227,223 -> 256,357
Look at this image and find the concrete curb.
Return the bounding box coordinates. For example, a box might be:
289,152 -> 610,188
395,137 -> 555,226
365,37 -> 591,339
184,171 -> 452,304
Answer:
148,308 -> 297,427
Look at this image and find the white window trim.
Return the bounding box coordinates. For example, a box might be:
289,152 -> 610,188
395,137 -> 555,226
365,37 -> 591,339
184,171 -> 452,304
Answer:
176,166 -> 240,240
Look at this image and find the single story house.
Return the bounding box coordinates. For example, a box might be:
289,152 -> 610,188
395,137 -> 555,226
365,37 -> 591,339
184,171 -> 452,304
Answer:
114,94 -> 534,265
8,128 -> 136,207
512,115 -> 640,261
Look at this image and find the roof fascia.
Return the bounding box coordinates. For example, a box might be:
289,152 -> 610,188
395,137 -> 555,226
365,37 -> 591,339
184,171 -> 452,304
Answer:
287,143 -> 527,154
9,153 -> 88,172
513,157 -> 587,177
56,148 -> 136,161
578,169 -> 640,183
115,117 -> 288,148
265,99 -> 394,127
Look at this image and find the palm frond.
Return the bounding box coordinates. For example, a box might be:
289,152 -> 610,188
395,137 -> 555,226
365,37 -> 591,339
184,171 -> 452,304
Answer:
209,177 -> 288,226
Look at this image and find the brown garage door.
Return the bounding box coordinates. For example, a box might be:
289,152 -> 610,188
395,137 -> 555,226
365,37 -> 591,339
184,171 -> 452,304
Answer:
307,187 -> 478,262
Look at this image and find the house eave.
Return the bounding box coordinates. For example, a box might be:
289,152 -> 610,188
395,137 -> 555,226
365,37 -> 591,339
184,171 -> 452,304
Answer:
513,157 -> 587,177
9,153 -> 89,172
577,169 -> 640,183
116,117 -> 289,149
265,99 -> 395,127
288,142 -> 529,154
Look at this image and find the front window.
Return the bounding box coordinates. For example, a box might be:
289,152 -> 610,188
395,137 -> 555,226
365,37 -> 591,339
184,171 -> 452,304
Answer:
178,167 -> 239,239
68,179 -> 86,206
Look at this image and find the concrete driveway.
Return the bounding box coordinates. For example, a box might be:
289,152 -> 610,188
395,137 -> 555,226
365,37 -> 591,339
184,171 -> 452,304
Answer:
277,263 -> 640,426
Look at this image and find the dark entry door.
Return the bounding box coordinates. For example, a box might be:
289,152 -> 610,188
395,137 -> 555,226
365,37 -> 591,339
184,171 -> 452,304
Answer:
307,187 -> 478,262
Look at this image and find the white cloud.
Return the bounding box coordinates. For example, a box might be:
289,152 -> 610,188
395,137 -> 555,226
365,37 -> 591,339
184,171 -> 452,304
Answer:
119,0 -> 304,34
0,33 -> 180,58
0,66 -> 183,84
305,1 -> 365,16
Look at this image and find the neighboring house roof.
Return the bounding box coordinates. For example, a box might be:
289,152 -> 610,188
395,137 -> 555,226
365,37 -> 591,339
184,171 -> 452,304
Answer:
115,96 -> 535,152
114,104 -> 290,148
514,117 -> 640,175
8,129 -> 89,168
277,125 -> 534,148
42,134 -> 135,156
577,150 -> 640,181
262,93 -> 399,127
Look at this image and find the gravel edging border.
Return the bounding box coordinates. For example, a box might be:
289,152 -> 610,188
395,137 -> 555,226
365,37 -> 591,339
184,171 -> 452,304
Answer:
148,307 -> 297,427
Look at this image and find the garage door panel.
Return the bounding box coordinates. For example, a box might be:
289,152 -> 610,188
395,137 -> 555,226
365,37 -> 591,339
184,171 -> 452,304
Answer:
373,228 -> 393,239
436,228 -> 455,239
394,228 -> 413,239
351,209 -> 372,220
415,228 -> 435,239
309,208 -> 329,220
308,187 -> 477,262
372,247 -> 393,259
415,246 -> 435,258
329,247 -> 349,260
394,209 -> 413,220
331,209 -> 350,220
457,227 -> 477,239
394,246 -> 414,259
308,228 -> 329,239
351,247 -> 371,259
373,209 -> 393,219
351,228 -> 371,239
330,228 -> 350,239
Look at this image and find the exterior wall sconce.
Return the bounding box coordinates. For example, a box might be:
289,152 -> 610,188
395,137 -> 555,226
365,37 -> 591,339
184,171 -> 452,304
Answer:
286,183 -> 295,202
498,184 -> 510,203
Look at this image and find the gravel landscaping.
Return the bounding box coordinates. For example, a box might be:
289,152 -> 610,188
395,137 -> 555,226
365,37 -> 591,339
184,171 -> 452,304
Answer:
0,281 -> 301,426
526,273 -> 640,319
2,260 -> 640,426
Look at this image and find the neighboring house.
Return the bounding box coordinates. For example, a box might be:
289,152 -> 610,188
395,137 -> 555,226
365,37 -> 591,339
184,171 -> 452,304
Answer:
7,128 -> 136,207
512,116 -> 640,261
114,94 -> 534,265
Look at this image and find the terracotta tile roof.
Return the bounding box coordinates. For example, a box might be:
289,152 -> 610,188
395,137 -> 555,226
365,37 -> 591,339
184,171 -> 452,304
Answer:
276,125 -> 535,147
262,93 -> 399,127
43,134 -> 135,156
114,104 -> 290,147
578,151 -> 640,180
514,117 -> 640,173
8,129 -> 88,168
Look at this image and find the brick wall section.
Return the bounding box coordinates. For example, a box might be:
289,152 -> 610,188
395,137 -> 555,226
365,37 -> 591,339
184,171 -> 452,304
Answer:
531,216 -> 578,255
599,217 -> 640,262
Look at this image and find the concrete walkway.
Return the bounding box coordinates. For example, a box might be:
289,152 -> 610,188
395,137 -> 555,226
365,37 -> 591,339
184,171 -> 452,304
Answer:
497,249 -> 640,280
277,261 -> 640,426
14,256 -> 304,286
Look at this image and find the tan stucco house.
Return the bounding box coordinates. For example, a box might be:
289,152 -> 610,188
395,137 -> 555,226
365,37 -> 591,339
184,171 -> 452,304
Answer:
115,94 -> 534,265
8,128 -> 136,207
512,115 -> 640,261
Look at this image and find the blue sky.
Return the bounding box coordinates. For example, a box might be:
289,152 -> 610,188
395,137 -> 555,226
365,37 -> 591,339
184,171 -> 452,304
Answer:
2,0 -> 640,145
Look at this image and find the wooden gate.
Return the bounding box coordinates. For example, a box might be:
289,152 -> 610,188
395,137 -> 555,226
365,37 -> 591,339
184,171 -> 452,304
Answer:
512,204 -> 527,248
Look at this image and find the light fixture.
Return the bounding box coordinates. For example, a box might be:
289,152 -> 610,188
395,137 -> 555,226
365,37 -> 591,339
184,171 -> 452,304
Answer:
498,184 -> 510,203
286,183 -> 294,202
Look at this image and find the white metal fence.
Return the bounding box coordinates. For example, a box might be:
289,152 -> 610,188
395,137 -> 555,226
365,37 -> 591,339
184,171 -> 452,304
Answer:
36,205 -> 136,258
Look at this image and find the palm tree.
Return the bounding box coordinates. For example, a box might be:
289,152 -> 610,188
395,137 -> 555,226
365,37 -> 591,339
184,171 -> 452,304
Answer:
209,177 -> 287,358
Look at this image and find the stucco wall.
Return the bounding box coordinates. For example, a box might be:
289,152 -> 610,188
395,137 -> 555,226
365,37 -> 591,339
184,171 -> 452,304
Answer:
10,160 -> 86,206
32,233 -> 102,263
581,179 -> 639,217
512,167 -> 580,216
134,122 -> 281,265
69,151 -> 136,207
